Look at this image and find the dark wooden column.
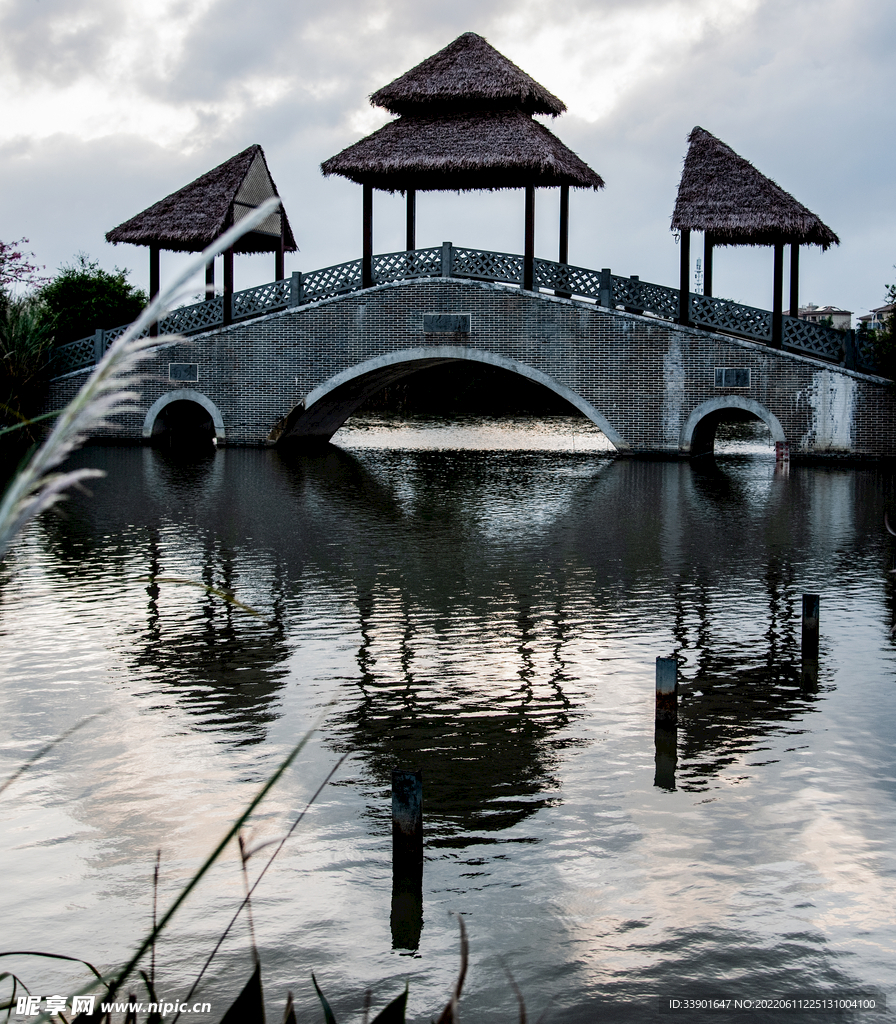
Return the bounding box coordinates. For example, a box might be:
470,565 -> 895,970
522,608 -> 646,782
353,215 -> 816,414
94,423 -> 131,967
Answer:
559,185 -> 569,265
772,241 -> 784,348
703,234 -> 714,298
523,184 -> 535,291
275,214 -> 285,281
149,244 -> 160,337
223,247 -> 234,326
556,185 -> 571,298
789,242 -> 799,320
678,229 -> 690,325
406,189 -> 416,252
362,183 -> 373,288
205,258 -> 215,299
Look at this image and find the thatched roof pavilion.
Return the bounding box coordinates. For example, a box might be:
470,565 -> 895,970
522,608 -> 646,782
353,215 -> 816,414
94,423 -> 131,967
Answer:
322,32 -> 604,290
671,127 -> 838,344
107,144 -> 296,326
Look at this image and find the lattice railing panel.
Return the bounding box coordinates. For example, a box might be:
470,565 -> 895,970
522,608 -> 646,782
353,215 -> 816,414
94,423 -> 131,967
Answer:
161,297 -> 223,336
533,260 -> 602,299
52,336 -> 96,375
373,248 -> 442,284
625,280 -> 679,319
453,248 -> 523,285
303,259 -> 363,302
690,294 -> 772,342
782,316 -> 844,362
232,280 -> 290,320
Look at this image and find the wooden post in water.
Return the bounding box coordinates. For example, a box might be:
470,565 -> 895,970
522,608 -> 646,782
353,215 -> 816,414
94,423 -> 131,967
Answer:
655,657 -> 678,725
654,657 -> 678,789
391,769 -> 423,951
801,594 -> 820,661
801,593 -> 820,687
654,722 -> 678,791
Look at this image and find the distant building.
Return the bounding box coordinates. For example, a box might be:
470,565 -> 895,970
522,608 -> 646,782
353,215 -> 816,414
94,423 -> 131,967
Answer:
857,303 -> 895,332
785,303 -> 852,330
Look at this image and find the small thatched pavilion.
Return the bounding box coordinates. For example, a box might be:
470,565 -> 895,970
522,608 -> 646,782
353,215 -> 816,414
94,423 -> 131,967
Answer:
671,127 -> 838,346
322,32 -> 604,289
107,144 -> 297,327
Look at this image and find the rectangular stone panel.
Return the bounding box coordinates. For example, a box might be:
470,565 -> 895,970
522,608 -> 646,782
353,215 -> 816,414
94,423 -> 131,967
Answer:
423,314 -> 470,334
169,363 -> 199,382
715,367 -> 750,388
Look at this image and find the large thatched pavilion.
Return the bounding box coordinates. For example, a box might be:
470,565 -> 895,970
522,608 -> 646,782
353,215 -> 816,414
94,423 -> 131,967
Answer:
107,145 -> 297,328
671,127 -> 838,346
322,32 -> 604,290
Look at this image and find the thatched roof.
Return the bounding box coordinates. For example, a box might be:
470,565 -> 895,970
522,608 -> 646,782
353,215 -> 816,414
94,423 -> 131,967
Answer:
106,145 -> 297,254
370,32 -> 565,117
671,127 -> 839,248
322,108 -> 604,192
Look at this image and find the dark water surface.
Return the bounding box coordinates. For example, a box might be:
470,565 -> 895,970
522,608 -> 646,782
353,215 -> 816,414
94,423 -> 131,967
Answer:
1,418 -> 895,1022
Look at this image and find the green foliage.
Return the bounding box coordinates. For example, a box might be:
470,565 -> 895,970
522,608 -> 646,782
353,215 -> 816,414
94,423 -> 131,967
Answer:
863,273 -> 896,380
0,291 -> 56,437
39,254 -> 147,346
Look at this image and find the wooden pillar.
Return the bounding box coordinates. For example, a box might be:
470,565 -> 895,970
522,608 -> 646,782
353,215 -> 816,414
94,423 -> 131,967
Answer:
223,247 -> 234,326
703,234 -> 714,298
391,768 -> 423,950
772,241 -> 784,348
678,229 -> 690,325
789,242 -> 800,320
556,185 -> 571,298
362,183 -> 373,289
523,184 -> 535,291
205,258 -> 215,299
406,189 -> 416,252
149,244 -> 160,337
559,185 -> 569,265
275,214 -> 285,281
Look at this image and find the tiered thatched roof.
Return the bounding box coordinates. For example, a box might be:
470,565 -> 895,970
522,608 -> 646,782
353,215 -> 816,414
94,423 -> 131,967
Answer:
370,31 -> 566,116
672,127 -> 838,248
107,145 -> 297,253
322,32 -> 603,193
322,108 -> 603,191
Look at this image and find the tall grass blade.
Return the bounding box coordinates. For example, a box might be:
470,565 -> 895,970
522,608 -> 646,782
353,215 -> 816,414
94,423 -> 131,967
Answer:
171,754 -> 347,1024
311,973 -> 338,1024
219,964 -> 265,1024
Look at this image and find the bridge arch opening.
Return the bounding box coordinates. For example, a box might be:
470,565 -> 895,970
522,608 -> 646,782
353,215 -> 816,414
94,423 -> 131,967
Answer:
681,397 -> 784,458
143,390 -> 225,449
274,347 -> 627,450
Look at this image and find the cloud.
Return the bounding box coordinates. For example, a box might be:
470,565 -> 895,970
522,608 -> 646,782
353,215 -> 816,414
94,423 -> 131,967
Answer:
0,0 -> 893,316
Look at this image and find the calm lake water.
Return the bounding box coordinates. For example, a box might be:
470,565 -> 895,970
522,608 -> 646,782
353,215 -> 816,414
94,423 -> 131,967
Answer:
1,417 -> 895,1022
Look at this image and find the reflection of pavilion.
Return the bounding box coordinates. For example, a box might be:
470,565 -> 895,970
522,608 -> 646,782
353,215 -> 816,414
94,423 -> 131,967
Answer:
36,446 -> 865,804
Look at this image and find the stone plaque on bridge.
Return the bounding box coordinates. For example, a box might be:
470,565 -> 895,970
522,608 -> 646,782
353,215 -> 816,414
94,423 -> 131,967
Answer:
715,367 -> 750,388
169,363 -> 199,382
423,314 -> 470,334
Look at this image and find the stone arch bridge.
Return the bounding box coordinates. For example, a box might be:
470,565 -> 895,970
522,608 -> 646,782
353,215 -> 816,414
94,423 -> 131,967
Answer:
49,244 -> 895,458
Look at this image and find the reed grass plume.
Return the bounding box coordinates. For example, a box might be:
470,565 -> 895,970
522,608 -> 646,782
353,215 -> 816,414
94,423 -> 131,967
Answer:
0,198 -> 281,563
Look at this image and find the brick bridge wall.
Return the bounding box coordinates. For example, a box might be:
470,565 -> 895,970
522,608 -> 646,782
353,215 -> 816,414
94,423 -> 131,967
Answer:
49,277 -> 896,458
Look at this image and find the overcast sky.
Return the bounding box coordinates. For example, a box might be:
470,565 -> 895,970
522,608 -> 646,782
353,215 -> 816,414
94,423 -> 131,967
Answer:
1,0 -> 894,319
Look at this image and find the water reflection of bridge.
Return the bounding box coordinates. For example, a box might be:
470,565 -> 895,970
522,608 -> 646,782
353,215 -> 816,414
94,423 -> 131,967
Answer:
39,446 -> 880,826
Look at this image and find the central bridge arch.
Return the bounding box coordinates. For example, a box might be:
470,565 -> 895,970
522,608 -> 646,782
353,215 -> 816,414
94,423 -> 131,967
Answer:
275,346 -> 630,447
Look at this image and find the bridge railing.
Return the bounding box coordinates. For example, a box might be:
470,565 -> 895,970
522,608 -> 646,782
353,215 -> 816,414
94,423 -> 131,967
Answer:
50,243 -> 872,379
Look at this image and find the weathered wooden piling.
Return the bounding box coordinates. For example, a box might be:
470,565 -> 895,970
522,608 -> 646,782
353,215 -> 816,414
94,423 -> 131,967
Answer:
801,594 -> 820,687
654,723 -> 678,791
655,657 -> 678,725
391,769 -> 423,950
